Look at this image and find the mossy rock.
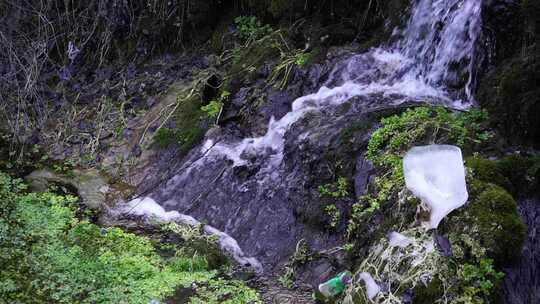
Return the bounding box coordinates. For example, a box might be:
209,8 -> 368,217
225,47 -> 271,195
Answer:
467,155 -> 540,198
153,94 -> 210,153
466,156 -> 511,191
226,31 -> 281,85
444,180 -> 525,265
496,155 -> 540,196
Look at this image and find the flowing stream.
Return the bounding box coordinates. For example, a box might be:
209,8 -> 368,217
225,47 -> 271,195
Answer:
117,0 -> 484,271
200,0 -> 482,173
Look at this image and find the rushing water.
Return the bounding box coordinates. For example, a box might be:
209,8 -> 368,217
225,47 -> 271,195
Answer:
200,0 -> 482,172
117,0 -> 484,270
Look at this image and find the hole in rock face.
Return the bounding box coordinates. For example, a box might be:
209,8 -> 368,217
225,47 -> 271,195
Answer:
201,74 -> 221,103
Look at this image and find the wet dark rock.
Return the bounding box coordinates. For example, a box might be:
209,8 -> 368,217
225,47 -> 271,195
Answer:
135,89 -> 430,279
402,289 -> 414,304
503,198 -> 540,304
434,234 -> 453,257
481,0 -> 525,64
477,52 -> 540,148
354,157 -> 373,197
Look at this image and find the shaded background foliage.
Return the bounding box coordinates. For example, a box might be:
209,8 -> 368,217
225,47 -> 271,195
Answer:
1,0 -> 539,146
480,0 -> 540,148
0,0 -> 406,144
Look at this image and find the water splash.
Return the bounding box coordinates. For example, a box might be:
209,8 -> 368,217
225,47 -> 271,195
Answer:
117,197 -> 263,272
399,0 -> 482,102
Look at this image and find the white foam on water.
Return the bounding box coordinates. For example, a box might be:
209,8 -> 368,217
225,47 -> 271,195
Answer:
123,197 -> 181,222
403,145 -> 469,229
118,197 -> 263,272
203,76 -> 448,169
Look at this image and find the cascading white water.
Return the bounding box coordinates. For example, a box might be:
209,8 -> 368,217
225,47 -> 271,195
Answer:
117,0 -> 484,270
398,0 -> 482,101
202,0 -> 483,171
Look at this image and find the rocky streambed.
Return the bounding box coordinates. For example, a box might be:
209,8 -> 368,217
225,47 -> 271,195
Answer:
11,0 -> 540,302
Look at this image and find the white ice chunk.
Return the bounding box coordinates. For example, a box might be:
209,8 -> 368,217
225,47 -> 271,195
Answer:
403,145 -> 468,229
359,272 -> 380,300
388,231 -> 412,248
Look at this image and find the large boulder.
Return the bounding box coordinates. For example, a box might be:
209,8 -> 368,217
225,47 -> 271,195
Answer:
25,169 -> 110,210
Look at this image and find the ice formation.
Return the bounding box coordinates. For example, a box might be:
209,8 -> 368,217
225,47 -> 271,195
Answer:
119,197 -> 263,272
403,145 -> 468,229
359,272 -> 380,300
388,231 -> 412,248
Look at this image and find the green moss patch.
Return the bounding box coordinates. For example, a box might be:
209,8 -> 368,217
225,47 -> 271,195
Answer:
467,154 -> 540,198
444,180 -> 525,265
154,94 -> 210,153
0,172 -> 259,303
466,156 -> 512,190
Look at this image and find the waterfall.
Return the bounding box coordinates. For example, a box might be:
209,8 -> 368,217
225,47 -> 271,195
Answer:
399,0 -> 482,101
116,0 -> 484,270
201,0 -> 483,172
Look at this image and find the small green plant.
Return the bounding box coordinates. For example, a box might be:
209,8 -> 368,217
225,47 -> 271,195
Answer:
318,177 -> 349,198
449,234 -> 505,304
455,258 -> 504,303
294,51 -> 312,67
277,266 -> 295,289
201,91 -> 230,122
52,159 -> 76,177
201,100 -> 223,118
234,16 -> 272,41
268,48 -> 311,90
325,204 -> 341,228
366,107 -> 490,164
277,239 -> 311,289
190,279 -> 261,304
341,243 -> 355,253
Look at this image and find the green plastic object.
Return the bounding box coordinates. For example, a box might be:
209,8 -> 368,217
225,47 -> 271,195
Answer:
318,271 -> 352,298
